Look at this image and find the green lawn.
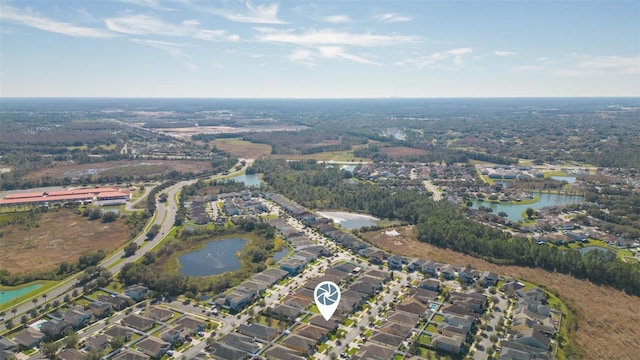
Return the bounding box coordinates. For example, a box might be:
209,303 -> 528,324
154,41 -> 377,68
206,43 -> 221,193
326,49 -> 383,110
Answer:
418,334 -> 432,345
344,319 -> 355,327
426,323 -> 438,333
432,314 -> 444,323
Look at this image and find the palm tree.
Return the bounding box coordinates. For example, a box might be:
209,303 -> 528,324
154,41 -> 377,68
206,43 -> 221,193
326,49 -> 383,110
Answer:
32,298 -> 38,310
42,293 -> 48,304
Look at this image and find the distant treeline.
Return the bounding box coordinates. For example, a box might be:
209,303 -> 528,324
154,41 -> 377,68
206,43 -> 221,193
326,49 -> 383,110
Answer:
253,158 -> 640,296
353,145 -> 518,165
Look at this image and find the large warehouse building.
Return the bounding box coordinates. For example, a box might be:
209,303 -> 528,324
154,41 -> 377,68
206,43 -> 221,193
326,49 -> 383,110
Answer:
0,187 -> 130,206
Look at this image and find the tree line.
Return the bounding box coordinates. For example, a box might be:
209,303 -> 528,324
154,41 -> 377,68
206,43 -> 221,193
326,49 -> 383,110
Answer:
252,158 -> 640,296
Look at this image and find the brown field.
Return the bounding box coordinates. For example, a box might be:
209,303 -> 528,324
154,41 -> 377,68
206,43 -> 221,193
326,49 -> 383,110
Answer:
23,160 -> 214,180
381,146 -> 428,157
0,209 -> 130,275
210,138 -> 272,159
362,226 -> 640,360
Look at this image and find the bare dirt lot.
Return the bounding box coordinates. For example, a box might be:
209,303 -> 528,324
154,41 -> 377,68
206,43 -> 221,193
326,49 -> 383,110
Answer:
362,226 -> 640,360
210,138 -> 272,159
381,146 -> 429,158
0,209 -> 130,275
23,160 -> 214,180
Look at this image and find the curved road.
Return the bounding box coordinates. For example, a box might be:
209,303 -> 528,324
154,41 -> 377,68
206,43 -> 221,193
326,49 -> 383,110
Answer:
1,160 -> 253,330
1,180 -> 189,331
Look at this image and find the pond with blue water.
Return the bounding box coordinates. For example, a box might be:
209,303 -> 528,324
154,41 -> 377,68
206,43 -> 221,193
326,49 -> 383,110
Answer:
0,283 -> 42,306
316,211 -> 379,230
472,193 -> 583,221
551,176 -> 577,184
178,238 -> 248,277
228,173 -> 262,187
272,247 -> 289,262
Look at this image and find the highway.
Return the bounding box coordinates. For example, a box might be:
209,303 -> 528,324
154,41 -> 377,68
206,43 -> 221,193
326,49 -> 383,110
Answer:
0,157 -> 257,332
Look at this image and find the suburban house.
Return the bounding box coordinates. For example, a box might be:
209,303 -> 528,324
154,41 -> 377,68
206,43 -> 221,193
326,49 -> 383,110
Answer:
407,259 -> 426,272
431,334 -> 464,354
104,325 -> 134,341
89,300 -> 113,318
422,261 -> 439,278
12,328 -> 44,349
83,334 -> 109,351
237,323 -> 279,342
210,342 -> 249,360
143,307 -> 174,322
97,294 -> 131,310
0,337 -> 18,359
387,254 -> 404,270
440,264 -> 456,280
174,317 -> 206,333
111,349 -> 149,360
40,319 -> 72,339
279,257 -> 308,275
62,306 -> 93,328
221,287 -> 257,312
122,314 -> 156,332
220,333 -> 260,355
160,325 -> 191,345
281,334 -> 317,355
57,348 -> 85,360
123,285 -> 149,302
419,279 -> 441,292
136,336 -> 171,358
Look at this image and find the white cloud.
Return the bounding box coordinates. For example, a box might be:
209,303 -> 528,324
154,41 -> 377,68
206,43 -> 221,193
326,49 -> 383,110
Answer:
404,48 -> 474,69
0,5 -> 115,38
130,38 -> 196,70
206,1 -> 286,24
105,14 -> 239,41
288,46 -> 381,67
511,65 -> 545,72
374,13 -> 412,23
254,28 -> 418,47
119,0 -> 175,11
494,50 -> 517,56
323,15 -> 351,24
319,46 -> 381,65
288,49 -> 315,67
554,54 -> 639,77
577,55 -> 639,74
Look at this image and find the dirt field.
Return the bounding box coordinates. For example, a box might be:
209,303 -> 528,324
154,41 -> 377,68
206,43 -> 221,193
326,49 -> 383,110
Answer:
23,160 -> 214,180
210,138 -> 272,159
0,209 -> 130,275
382,146 -> 429,158
362,226 -> 640,360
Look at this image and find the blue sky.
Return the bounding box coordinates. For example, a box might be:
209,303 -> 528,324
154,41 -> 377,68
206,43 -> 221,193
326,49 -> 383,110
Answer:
1,0 -> 638,97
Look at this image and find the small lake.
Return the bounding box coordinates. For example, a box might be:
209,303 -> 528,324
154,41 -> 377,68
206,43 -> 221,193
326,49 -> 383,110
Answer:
551,176 -> 577,184
317,211 -> 379,230
178,238 -> 248,277
472,193 -> 583,221
272,247 -> 288,262
229,173 -> 262,187
0,283 -> 42,306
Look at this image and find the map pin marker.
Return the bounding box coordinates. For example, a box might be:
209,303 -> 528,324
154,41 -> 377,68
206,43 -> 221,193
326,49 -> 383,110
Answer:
314,281 -> 341,321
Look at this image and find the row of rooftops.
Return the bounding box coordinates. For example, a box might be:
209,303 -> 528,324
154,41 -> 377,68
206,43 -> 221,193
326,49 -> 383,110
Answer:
0,187 -> 130,206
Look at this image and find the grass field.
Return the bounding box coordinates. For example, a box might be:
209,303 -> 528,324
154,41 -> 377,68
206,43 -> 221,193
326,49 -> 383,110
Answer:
361,226 -> 640,360
272,151 -> 369,162
0,209 -> 131,275
23,160 -> 214,180
209,138 -> 272,158
381,146 -> 429,158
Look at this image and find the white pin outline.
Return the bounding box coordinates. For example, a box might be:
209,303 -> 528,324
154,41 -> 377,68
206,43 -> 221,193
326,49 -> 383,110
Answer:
314,281 -> 341,321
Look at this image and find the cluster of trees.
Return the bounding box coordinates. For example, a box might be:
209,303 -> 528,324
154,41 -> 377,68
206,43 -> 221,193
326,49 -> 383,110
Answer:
253,158 -> 640,296
81,208 -> 117,223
